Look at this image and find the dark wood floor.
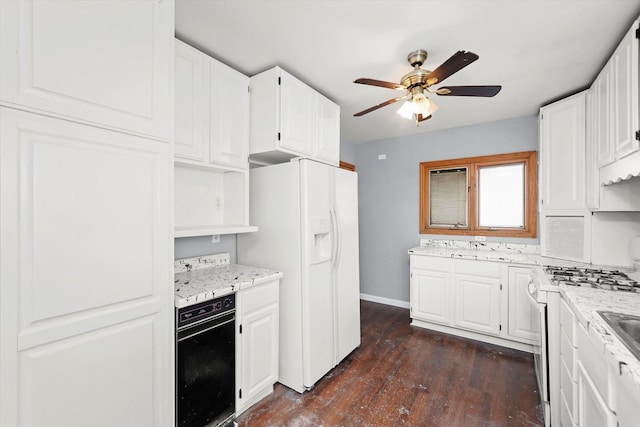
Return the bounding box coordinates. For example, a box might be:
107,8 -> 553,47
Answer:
236,301 -> 543,427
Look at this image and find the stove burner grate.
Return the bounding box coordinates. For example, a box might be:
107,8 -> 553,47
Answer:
545,266 -> 640,292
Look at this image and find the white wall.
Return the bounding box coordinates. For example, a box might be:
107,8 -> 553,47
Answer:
353,115 -> 539,303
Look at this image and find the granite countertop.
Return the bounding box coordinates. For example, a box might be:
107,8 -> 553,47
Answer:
409,239 -> 640,390
174,253 -> 282,308
560,285 -> 640,390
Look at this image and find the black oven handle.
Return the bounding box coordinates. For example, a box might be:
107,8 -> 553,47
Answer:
177,312 -> 235,342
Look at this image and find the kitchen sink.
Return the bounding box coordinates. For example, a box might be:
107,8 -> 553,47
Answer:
597,311 -> 640,360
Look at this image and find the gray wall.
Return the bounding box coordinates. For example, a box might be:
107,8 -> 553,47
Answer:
175,234 -> 237,262
340,138 -> 357,165
353,115 -> 539,304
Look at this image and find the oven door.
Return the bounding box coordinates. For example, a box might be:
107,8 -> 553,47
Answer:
526,286 -> 548,404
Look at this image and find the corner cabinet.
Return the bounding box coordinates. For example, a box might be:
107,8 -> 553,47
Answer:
0,0 -> 173,141
249,66 -> 340,166
409,255 -> 533,352
539,92 -> 592,263
173,39 -> 257,237
236,279 -> 280,415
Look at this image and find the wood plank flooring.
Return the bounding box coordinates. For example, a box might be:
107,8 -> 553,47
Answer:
236,300 -> 543,427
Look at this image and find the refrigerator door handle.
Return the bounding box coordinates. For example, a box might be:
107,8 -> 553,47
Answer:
330,209 -> 340,269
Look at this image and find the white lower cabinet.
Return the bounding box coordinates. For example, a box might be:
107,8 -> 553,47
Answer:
409,255 -> 533,351
559,297 -> 578,426
410,257 -> 453,325
577,361 -> 615,427
0,108 -> 174,426
236,279 -> 280,414
453,263 -> 502,336
508,267 -> 538,343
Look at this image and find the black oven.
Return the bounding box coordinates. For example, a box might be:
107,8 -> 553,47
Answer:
176,294 -> 236,427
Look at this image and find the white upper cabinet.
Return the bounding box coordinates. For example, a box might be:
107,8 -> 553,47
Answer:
174,39 -> 249,170
612,19 -> 639,160
598,17 -> 640,185
315,93 -> 341,164
280,70 -> 315,156
539,92 -> 586,211
249,66 -> 340,166
209,59 -> 250,169
594,63 -> 614,168
175,40 -> 206,161
173,39 -> 254,237
0,0 -> 172,142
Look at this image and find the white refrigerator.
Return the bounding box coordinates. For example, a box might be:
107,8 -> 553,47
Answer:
238,158 -> 361,393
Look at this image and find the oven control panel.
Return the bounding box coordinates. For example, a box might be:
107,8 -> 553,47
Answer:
177,294 -> 235,328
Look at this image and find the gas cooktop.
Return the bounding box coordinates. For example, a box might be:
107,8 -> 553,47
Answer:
544,266 -> 640,293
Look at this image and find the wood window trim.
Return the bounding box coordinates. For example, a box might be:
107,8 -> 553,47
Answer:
419,151 -> 537,238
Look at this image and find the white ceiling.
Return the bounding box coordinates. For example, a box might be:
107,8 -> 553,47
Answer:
176,0 -> 640,144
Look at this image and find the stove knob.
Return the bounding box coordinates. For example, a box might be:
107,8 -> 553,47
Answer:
223,298 -> 232,308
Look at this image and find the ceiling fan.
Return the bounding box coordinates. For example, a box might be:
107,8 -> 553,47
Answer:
354,49 -> 501,125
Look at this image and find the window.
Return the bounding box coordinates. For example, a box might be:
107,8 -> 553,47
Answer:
419,151 -> 537,238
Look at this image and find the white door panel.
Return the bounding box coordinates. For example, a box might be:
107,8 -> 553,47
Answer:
0,108 -> 173,426
0,0 -> 172,140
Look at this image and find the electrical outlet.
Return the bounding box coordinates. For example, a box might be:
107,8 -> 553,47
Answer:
474,236 -> 486,242
378,154 -> 386,160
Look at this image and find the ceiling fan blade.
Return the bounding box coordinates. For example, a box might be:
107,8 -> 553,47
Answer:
354,78 -> 406,91
425,51 -> 479,85
354,95 -> 409,116
416,114 -> 432,123
436,85 -> 502,97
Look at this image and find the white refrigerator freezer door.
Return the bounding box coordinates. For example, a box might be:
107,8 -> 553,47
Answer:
300,160 -> 335,388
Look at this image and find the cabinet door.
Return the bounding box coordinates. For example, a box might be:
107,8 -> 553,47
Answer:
210,59 -> 249,169
174,39 -> 206,161
240,304 -> 278,405
0,0 -> 172,141
0,108 -> 173,426
280,71 -> 314,156
454,274 -> 501,335
585,88 -> 600,210
411,269 -> 452,325
594,64 -> 614,167
507,267 -> 537,343
539,92 -> 586,210
612,19 -> 640,160
237,280 -> 279,414
577,362 -> 616,427
315,94 -> 340,166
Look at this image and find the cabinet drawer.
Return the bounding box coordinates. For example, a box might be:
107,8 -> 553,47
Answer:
410,255 -> 453,273
560,356 -> 577,422
560,298 -> 577,346
561,330 -> 577,380
577,323 -> 609,404
240,280 -> 279,314
455,259 -> 502,277
560,391 -> 576,427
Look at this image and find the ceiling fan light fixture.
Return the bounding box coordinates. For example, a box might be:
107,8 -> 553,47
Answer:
396,92 -> 439,121
396,100 -> 414,119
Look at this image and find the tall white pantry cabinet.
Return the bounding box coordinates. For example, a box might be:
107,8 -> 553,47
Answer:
0,1 -> 175,426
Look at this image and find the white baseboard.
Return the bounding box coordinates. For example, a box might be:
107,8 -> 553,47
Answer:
360,293 -> 410,309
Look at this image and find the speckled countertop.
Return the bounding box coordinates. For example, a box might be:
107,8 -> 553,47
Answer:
560,285 -> 640,389
174,253 -> 282,308
409,239 -> 640,391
